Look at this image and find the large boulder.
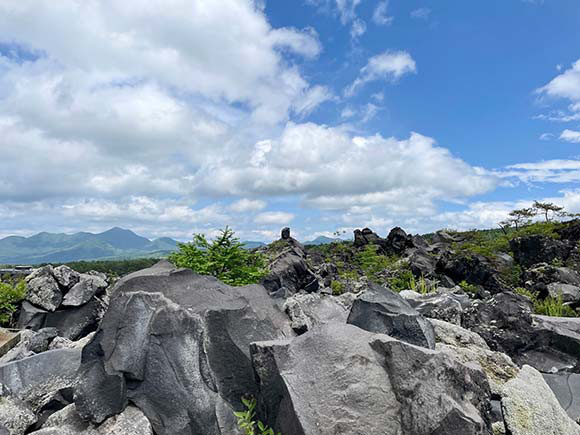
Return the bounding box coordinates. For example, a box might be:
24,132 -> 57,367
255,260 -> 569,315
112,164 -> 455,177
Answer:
543,372 -> 580,423
0,348 -> 81,413
262,241 -> 318,297
52,266 -> 81,290
437,253 -> 506,294
0,396 -> 36,435
18,298 -> 106,341
462,292 -> 535,358
510,235 -> 571,268
430,319 -> 519,396
25,267 -> 63,312
524,264 -> 580,287
283,292 -> 356,334
62,275 -> 108,307
501,365 -> 580,435
251,323 -> 492,435
546,282 -> 580,303
347,284 -> 436,349
29,404 -> 153,435
402,288 -> 471,325
74,261 -> 293,435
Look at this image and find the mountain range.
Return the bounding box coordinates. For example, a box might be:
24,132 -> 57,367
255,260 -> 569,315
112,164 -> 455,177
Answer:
0,227 -> 180,265
0,228 -> 345,265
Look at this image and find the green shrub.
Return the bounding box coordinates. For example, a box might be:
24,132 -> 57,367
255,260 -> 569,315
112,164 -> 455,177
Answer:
234,397 -> 280,435
514,287 -> 578,318
458,280 -> 478,294
534,295 -> 577,317
330,280 -> 344,296
169,227 -> 267,286
353,245 -> 402,284
388,269 -> 415,292
0,280 -> 26,326
409,274 -> 438,295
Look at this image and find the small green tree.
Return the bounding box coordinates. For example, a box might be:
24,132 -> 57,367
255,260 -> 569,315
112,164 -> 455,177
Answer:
508,207 -> 536,230
0,280 -> 26,326
169,227 -> 267,286
533,201 -> 564,222
234,397 -> 281,435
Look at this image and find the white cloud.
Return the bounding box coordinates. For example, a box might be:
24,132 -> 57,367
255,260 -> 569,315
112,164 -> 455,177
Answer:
269,27 -> 322,59
254,211 -> 295,225
294,85 -> 335,117
499,159 -> 580,183
373,1 -> 394,26
196,122 -> 499,212
341,107 -> 356,118
410,8 -> 431,20
345,50 -> 417,96
539,133 -> 554,141
538,59 -> 580,101
560,129 -> 580,143
229,198 -> 267,213
350,19 -> 367,40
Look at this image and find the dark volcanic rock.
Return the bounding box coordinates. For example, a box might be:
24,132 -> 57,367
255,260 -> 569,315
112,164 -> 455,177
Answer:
62,275 -> 108,307
510,235 -> 571,268
386,227 -> 412,254
281,227 -> 290,240
403,289 -> 471,325
74,261 -> 293,435
25,266 -> 63,312
437,253 -> 506,294
19,298 -> 106,341
262,241 -> 318,297
0,348 -> 81,413
251,323 -> 492,435
543,372 -> 580,423
347,284 -> 436,349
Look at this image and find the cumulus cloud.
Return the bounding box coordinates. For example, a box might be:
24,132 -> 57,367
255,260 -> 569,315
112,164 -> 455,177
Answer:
560,129 -> 580,143
345,50 -> 417,96
254,211 -> 295,225
373,1 -> 394,26
536,59 -> 580,122
229,198 -> 267,213
195,122 -> 499,211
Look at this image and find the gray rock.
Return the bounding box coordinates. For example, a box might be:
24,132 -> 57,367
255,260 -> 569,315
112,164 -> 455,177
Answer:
0,329 -> 59,365
347,283 -> 436,349
262,249 -> 318,297
19,297 -> 106,341
520,315 -> 580,373
281,227 -> 290,240
75,264 -> 293,435
525,264 -> 580,287
547,282 -> 580,303
501,365 -> 580,435
403,287 -> 471,325
431,319 -> 519,396
543,372 -> 580,424
283,292 -> 356,334
0,348 -> 81,412
25,267 -> 63,312
62,275 -> 108,307
0,396 -> 36,435
52,266 -> 80,291
251,323 -> 492,435
29,404 -> 153,435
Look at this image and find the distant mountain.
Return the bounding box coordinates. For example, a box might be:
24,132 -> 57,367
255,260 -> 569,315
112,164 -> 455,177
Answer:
0,228 -> 179,265
241,241 -> 266,250
304,236 -> 342,245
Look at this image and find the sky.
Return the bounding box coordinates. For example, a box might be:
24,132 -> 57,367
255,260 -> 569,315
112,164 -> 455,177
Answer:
0,0 -> 580,242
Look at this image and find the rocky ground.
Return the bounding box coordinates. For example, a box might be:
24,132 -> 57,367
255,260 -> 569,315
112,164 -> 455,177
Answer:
2,221 -> 580,434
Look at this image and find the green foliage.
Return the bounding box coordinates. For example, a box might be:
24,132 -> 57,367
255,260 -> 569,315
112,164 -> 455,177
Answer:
330,280 -> 344,296
0,280 -> 26,326
234,397 -> 280,435
500,264 -> 522,287
535,295 -> 578,317
514,287 -> 578,318
388,268 -> 415,292
354,245 -> 397,283
409,274 -> 438,295
458,280 -> 478,294
169,227 -> 267,286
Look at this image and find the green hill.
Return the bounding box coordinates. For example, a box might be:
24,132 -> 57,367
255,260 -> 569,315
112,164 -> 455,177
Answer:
0,228 -> 179,265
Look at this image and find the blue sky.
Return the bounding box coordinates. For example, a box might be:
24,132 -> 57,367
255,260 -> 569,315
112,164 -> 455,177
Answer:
0,0 -> 580,241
